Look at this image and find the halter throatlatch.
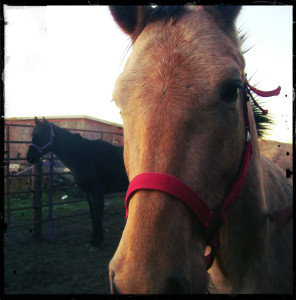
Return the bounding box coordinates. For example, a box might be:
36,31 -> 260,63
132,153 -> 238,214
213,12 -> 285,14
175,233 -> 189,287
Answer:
125,80 -> 281,270
30,124 -> 54,155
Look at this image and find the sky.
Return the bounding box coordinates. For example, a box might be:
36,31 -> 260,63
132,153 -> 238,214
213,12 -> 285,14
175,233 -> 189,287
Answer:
3,5 -> 293,143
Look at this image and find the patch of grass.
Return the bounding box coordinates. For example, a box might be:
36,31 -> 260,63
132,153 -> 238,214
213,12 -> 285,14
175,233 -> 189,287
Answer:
5,189 -> 125,226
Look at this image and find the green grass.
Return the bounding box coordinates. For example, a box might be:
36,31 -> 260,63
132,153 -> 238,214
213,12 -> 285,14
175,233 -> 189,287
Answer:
5,189 -> 125,226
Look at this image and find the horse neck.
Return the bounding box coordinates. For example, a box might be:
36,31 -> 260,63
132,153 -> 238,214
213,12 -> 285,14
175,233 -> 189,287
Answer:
242,137 -> 265,212
51,125 -> 82,169
219,110 -> 268,277
243,105 -> 265,209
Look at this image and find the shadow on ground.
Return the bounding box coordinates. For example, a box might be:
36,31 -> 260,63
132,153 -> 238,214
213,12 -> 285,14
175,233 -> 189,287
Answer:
4,198 -> 126,294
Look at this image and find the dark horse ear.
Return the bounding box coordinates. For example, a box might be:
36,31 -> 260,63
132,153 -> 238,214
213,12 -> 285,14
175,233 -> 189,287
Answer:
42,117 -> 49,124
204,5 -> 241,26
35,116 -> 41,126
109,6 -> 153,37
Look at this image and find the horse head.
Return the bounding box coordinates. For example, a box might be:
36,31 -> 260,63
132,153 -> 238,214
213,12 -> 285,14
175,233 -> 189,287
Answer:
26,117 -> 54,164
109,5 -> 266,294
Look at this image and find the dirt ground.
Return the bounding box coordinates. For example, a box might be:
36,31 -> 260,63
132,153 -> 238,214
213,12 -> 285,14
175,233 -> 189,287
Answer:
4,198 -> 126,294
4,195 -> 226,295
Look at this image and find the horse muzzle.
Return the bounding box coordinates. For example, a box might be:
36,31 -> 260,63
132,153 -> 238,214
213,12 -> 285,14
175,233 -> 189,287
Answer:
26,150 -> 40,164
109,266 -> 191,294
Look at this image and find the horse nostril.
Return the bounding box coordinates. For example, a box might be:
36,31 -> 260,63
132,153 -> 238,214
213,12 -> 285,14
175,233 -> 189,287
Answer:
109,269 -> 120,294
110,281 -> 120,294
164,273 -> 190,294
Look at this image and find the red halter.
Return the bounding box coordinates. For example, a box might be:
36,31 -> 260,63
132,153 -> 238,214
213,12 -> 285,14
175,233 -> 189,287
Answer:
125,81 -> 281,269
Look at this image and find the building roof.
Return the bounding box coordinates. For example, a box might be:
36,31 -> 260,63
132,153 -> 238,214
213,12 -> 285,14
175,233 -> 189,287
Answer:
5,115 -> 123,128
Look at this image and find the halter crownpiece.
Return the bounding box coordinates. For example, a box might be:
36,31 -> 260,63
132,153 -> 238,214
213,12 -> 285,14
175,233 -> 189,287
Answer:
125,80 -> 281,270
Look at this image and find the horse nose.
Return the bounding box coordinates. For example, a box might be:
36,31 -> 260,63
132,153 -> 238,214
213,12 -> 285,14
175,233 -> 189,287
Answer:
26,153 -> 32,163
26,149 -> 39,164
110,268 -> 190,294
26,153 -> 34,164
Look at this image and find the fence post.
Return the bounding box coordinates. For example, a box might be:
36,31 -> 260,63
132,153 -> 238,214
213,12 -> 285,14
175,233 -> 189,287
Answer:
5,125 -> 11,227
32,161 -> 43,242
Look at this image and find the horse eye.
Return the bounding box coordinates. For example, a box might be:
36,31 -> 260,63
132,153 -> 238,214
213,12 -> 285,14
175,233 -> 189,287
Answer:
221,82 -> 242,102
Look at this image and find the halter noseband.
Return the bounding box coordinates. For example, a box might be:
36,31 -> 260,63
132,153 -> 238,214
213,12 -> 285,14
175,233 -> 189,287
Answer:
125,80 -> 281,270
30,124 -> 55,155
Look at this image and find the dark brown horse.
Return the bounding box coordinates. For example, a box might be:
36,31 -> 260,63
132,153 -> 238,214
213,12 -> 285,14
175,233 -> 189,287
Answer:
109,6 -> 292,294
26,117 -> 129,250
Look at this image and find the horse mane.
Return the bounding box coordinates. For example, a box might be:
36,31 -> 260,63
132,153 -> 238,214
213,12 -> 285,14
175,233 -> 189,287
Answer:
238,28 -> 273,138
73,132 -> 83,140
50,123 -> 82,139
49,122 -> 113,147
37,121 -> 86,144
251,96 -> 273,138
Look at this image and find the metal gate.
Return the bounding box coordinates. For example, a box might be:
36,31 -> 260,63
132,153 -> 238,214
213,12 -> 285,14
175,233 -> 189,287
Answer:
4,123 -> 125,242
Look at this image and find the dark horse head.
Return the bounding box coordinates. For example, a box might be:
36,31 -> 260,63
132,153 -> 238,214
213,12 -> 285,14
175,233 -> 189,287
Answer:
27,117 -> 54,164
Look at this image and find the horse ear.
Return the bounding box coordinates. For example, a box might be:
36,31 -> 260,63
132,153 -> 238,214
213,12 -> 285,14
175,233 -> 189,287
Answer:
204,5 -> 241,26
35,117 -> 41,126
109,5 -> 153,36
42,117 -> 49,124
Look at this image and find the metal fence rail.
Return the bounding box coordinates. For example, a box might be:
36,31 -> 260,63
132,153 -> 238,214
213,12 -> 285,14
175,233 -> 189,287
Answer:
4,123 -> 125,241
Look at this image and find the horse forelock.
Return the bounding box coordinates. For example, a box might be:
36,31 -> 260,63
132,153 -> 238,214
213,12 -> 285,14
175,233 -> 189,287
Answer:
32,120 -> 51,136
145,5 -> 186,23
131,6 -> 187,43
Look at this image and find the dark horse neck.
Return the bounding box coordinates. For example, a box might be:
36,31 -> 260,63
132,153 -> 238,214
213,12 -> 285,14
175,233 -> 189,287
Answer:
50,124 -> 85,170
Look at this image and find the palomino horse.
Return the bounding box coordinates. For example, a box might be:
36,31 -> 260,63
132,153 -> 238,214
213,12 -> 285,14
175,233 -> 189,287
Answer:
26,117 -> 129,250
109,6 -> 292,294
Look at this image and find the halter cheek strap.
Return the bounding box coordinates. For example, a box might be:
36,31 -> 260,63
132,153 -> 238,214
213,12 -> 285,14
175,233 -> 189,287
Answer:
30,124 -> 54,155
